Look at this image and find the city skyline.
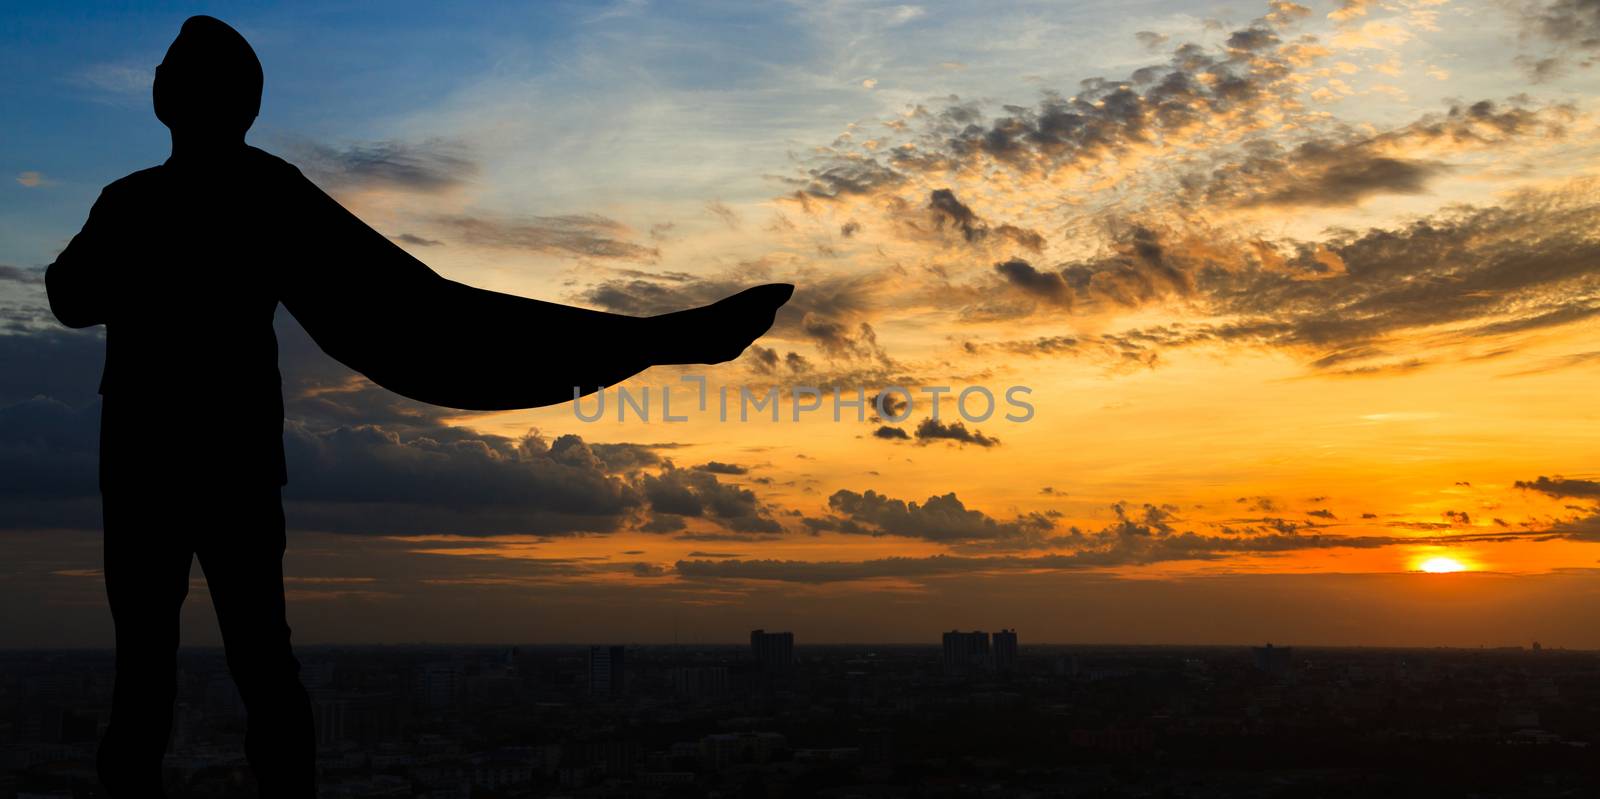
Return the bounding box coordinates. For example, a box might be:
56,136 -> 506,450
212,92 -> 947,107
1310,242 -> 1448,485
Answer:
5,0 -> 1600,648
3,642 -> 1595,796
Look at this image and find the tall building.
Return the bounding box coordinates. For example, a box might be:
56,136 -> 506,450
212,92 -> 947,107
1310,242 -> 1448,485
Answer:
1252,644 -> 1293,679
942,630 -> 990,675
750,630 -> 795,672
993,628 -> 1018,672
589,645 -> 626,696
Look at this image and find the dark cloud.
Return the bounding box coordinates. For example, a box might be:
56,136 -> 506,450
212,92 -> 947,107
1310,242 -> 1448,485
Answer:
976,171 -> 1600,372
0,396 -> 103,530
673,531 -> 784,543
801,315 -> 893,365
746,345 -> 782,374
706,201 -> 740,230
872,425 -> 910,440
390,233 -> 442,247
694,461 -> 748,475
797,13 -> 1312,187
286,138 -> 476,193
591,442 -> 665,473
0,265 -> 45,285
578,270 -> 886,369
679,500 -> 1565,582
283,426 -> 642,536
0,322 -> 769,538
914,189 -> 1047,251
929,189 -> 983,242
914,417 -> 999,447
787,158 -> 905,199
808,489 -> 1055,548
1519,0 -> 1600,79
1225,26 -> 1280,53
866,391 -> 909,420
0,328 -> 104,407
639,513 -> 687,533
1211,150 -> 1446,209
994,258 -> 1070,305
1195,101 -> 1568,209
980,224 -> 1197,316
1209,181 -> 1600,353
1515,475 -> 1600,499
432,214 -> 659,261
1135,31 -> 1170,50
636,465 -> 782,534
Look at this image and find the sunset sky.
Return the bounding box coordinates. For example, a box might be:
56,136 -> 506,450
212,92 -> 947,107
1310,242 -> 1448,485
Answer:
4,0 -> 1600,648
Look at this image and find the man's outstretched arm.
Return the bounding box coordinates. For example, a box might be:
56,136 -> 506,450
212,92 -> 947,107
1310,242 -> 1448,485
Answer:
46,187 -> 119,329
276,161 -> 791,411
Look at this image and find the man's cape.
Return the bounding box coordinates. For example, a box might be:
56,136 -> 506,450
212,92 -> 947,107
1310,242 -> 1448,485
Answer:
279,161 -> 652,411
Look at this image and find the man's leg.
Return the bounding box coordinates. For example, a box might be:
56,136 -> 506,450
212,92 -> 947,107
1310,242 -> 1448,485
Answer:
195,487 -> 316,798
97,491 -> 193,797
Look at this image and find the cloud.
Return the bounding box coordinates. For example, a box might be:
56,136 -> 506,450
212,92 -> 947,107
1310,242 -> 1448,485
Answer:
866,391 -> 909,420
808,489 -> 1055,547
1330,20 -> 1412,50
1515,475 -> 1600,500
1327,0 -> 1373,22
15,172 -> 44,188
282,426 -> 643,535
0,265 -> 45,285
577,265 -> 897,381
432,214 -> 660,261
0,329 -> 104,408
790,12 -> 1319,191
578,268 -> 884,353
985,223 -> 1198,312
680,500 -> 1567,583
1519,0 -> 1600,78
971,168 -> 1600,372
70,63 -> 153,97
1193,100 -> 1569,209
0,322 -> 767,537
1210,150 -> 1446,209
591,442 -> 666,473
913,417 -> 999,447
788,158 -> 905,199
706,200 -> 741,230
1135,31 -> 1170,50
922,190 -> 1047,251
390,233 -> 442,247
994,258 -> 1070,306
636,464 -> 782,534
286,138 -> 477,193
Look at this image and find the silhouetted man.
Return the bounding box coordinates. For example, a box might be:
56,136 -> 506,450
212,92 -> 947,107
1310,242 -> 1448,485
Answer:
45,16 -> 791,798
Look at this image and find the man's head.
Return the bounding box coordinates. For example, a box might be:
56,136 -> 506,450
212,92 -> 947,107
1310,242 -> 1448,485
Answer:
153,16 -> 263,141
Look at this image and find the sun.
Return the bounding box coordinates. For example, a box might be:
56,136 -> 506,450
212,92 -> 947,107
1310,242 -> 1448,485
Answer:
1418,556 -> 1468,573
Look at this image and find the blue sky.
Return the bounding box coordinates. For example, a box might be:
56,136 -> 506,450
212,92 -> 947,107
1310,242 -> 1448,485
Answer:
2,0 -> 1242,268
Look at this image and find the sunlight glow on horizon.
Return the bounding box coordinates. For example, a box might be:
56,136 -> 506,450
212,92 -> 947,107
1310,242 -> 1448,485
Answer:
1417,557 -> 1469,574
